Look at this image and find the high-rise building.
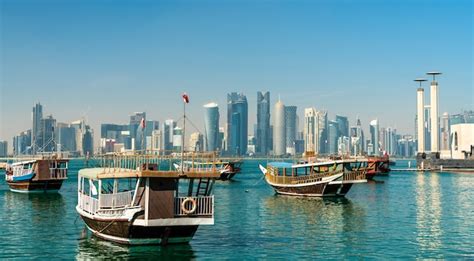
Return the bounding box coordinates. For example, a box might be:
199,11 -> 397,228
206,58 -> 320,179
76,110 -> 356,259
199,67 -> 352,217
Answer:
0,140 -> 7,157
328,120 -> 339,154
424,106 -> 432,152
71,119 -> 94,156
256,91 -> 271,156
227,92 -> 248,155
304,108 -> 317,153
335,115 -> 349,138
13,130 -> 32,156
189,132 -> 204,152
285,106 -> 297,154
150,130 -> 162,151
130,112 -> 146,151
441,112 -> 450,151
318,111 -> 328,154
369,119 -> 380,156
203,102 -> 220,152
173,126 -> 183,152
162,120 -> 176,153
350,117 -> 365,156
32,102 -> 43,154
273,100 -> 286,156
55,123 -> 76,153
39,115 -> 56,152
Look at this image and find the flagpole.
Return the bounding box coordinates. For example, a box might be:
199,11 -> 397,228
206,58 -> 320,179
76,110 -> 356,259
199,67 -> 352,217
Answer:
181,98 -> 185,174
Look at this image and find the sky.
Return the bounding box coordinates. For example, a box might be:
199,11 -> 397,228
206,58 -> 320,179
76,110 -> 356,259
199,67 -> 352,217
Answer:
0,0 -> 472,151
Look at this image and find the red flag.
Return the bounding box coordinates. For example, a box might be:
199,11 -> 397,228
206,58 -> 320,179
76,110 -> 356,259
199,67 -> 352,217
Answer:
182,93 -> 189,103
140,118 -> 146,129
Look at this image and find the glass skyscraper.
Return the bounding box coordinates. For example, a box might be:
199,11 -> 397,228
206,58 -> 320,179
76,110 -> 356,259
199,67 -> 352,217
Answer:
227,92 -> 248,156
284,105 -> 297,151
256,91 -> 270,156
204,103 -> 220,152
32,102 -> 43,154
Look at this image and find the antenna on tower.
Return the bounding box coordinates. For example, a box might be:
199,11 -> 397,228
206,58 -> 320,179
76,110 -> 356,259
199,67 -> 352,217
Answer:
426,71 -> 442,82
414,78 -> 427,88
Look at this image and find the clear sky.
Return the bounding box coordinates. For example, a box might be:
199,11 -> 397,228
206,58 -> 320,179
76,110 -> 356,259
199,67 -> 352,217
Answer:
0,0 -> 472,150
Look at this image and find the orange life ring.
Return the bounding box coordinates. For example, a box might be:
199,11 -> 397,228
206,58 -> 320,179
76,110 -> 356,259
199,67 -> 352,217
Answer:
181,197 -> 197,215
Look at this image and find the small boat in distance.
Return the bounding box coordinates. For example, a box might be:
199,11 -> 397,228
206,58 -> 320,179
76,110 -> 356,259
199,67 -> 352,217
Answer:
173,155 -> 242,180
5,155 -> 68,193
76,152 -> 220,245
259,159 -> 367,197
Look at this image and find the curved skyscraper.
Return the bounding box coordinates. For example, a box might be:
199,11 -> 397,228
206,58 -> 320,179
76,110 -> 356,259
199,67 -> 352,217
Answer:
227,93 -> 248,156
273,100 -> 286,156
204,102 -> 220,152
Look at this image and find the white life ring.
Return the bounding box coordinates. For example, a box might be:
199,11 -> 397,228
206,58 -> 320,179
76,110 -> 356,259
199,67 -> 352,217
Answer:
181,197 -> 197,215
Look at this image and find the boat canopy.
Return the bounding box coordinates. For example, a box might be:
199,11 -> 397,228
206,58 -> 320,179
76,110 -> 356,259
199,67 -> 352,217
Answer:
267,162 -> 294,168
79,167 -> 221,180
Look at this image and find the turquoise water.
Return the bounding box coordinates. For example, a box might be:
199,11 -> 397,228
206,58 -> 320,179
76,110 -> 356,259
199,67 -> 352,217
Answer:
1,159 -> 473,259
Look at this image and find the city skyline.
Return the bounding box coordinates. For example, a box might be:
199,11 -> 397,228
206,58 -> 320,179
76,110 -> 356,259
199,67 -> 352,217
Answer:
1,0 -> 472,151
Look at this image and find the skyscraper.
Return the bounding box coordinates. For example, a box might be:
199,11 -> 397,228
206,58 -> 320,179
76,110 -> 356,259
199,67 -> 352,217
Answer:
256,91 -> 270,156
32,102 -> 43,154
130,112 -> 146,151
203,102 -> 220,152
350,117 -> 365,156
273,100 -> 286,156
0,140 -> 7,157
369,119 -> 380,156
328,120 -> 339,154
335,115 -> 349,138
227,92 -> 248,155
40,115 -> 56,152
318,111 -> 328,154
285,106 -> 297,154
13,130 -> 31,156
304,108 -> 317,153
55,123 -> 77,153
441,112 -> 450,151
162,120 -> 176,153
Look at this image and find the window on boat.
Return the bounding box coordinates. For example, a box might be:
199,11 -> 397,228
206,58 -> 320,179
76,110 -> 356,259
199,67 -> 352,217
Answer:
100,178 -> 137,194
58,162 -> 67,169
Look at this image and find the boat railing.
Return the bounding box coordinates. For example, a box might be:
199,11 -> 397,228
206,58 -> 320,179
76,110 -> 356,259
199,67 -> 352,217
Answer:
99,191 -> 134,209
6,167 -> 32,181
266,166 -> 343,185
94,151 -> 222,174
79,193 -> 99,215
50,168 -> 67,179
343,170 -> 367,181
174,196 -> 214,217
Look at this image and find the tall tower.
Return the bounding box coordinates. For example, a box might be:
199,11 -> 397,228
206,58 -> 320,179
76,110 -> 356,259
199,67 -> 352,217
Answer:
304,108 -> 317,153
227,93 -> 248,155
273,99 -> 286,156
32,102 -> 43,154
427,71 -> 441,153
256,91 -> 270,156
415,78 -> 427,153
203,102 -> 220,152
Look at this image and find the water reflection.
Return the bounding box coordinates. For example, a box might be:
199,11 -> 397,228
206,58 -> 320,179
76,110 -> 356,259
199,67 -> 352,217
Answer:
415,172 -> 443,256
262,195 -> 366,256
76,236 -> 196,260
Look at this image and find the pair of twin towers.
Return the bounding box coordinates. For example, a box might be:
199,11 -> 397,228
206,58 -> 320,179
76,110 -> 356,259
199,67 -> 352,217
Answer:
415,71 -> 442,154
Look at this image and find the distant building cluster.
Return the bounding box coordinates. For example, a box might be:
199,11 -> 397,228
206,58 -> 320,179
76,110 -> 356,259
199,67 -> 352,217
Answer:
5,91 -> 471,159
11,103 -> 94,157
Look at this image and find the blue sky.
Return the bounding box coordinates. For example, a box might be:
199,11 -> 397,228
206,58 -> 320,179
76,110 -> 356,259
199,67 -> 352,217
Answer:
0,0 -> 472,148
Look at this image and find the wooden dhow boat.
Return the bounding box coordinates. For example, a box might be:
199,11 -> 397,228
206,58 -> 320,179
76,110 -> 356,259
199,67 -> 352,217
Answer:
76,152 -> 220,245
259,159 -> 367,197
173,154 -> 242,180
5,156 -> 68,193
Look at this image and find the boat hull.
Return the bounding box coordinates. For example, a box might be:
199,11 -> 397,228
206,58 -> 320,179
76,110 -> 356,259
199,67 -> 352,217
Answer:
81,215 -> 199,245
270,182 -> 354,197
6,179 -> 64,193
